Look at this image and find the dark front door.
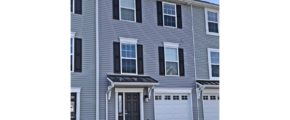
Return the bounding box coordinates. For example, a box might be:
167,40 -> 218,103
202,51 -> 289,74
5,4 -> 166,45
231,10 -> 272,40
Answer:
125,93 -> 140,120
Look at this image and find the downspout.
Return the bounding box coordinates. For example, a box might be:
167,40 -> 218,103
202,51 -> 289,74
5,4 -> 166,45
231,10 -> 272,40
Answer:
95,0 -> 99,120
191,5 -> 199,120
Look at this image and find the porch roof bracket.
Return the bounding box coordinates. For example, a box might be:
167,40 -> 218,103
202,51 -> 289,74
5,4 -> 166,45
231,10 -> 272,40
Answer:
106,78 -> 115,100
148,85 -> 155,100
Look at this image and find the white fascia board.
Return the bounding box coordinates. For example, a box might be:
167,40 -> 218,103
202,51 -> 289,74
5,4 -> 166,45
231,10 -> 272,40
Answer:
113,82 -> 159,86
71,87 -> 81,92
154,87 -> 192,94
164,42 -> 179,48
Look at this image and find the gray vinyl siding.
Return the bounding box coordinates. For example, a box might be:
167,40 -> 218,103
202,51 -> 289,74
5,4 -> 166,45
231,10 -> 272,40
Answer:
192,6 -> 219,80
98,0 -> 198,120
71,0 -> 96,120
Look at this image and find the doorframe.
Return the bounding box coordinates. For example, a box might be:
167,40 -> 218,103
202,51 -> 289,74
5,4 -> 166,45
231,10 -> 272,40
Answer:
115,88 -> 144,120
71,87 -> 81,120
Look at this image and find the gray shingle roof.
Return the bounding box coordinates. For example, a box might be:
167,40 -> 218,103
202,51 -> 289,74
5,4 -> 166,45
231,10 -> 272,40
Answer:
196,80 -> 219,85
107,74 -> 158,83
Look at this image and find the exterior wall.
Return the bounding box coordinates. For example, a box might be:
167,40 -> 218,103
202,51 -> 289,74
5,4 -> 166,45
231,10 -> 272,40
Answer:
192,6 -> 219,80
71,0 -> 96,120
98,0 -> 198,120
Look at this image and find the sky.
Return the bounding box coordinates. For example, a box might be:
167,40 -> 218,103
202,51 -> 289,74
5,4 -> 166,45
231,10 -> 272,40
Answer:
206,0 -> 219,4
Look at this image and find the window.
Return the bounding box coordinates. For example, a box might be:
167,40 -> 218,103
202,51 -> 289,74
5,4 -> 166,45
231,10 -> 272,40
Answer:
71,35 -> 82,72
120,0 -> 135,21
71,0 -> 82,14
165,46 -> 179,76
164,95 -> 171,100
203,96 -> 208,100
121,40 -> 137,74
155,95 -> 162,100
159,42 -> 184,76
205,8 -> 219,35
208,48 -> 219,79
173,95 -> 179,100
210,96 -> 216,100
163,2 -> 176,27
181,95 -> 188,100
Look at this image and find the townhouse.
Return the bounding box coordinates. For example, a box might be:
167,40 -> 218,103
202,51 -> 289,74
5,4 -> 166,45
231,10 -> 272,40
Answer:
71,0 -> 219,120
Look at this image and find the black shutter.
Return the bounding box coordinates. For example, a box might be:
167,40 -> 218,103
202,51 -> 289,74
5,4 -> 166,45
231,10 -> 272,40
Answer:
113,42 -> 121,73
178,48 -> 184,76
176,5 -> 182,28
137,44 -> 144,74
71,0 -> 73,12
74,38 -> 82,72
158,47 -> 165,75
157,1 -> 163,26
136,0 -> 142,23
113,0 -> 119,20
75,0 -> 82,14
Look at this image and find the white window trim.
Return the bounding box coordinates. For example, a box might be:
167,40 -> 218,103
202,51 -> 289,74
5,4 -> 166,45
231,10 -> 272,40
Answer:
164,42 -> 179,76
119,0 -> 136,22
71,87 -> 81,120
115,88 -> 144,120
153,87 -> 194,120
207,48 -> 219,80
71,33 -> 75,72
162,2 -> 177,28
120,37 -> 138,75
205,8 -> 219,36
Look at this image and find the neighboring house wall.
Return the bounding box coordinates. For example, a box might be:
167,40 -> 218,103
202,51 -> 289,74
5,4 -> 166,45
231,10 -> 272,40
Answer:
98,0 -> 197,120
192,5 -> 219,120
192,6 -> 219,80
71,0 -> 96,120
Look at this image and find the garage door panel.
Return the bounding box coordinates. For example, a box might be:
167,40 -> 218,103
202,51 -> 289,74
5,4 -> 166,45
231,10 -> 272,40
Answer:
155,93 -> 192,120
203,94 -> 219,120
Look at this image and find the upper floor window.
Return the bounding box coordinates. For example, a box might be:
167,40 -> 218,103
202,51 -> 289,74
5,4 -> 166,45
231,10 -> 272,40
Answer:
71,0 -> 82,14
120,0 -> 136,21
205,8 -> 219,35
157,1 -> 182,28
158,42 -> 184,76
113,0 -> 142,23
71,33 -> 82,72
208,48 -> 219,80
121,42 -> 137,74
113,37 -> 144,74
163,2 -> 176,27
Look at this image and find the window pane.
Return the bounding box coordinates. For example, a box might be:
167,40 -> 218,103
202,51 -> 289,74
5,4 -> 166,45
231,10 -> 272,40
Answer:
210,52 -> 219,64
208,22 -> 218,33
120,0 -> 135,9
122,59 -> 136,73
166,62 -> 178,75
121,8 -> 135,21
118,94 -> 123,113
165,48 -> 177,61
211,65 -> 219,77
182,95 -> 188,100
210,96 -> 216,100
208,11 -> 218,22
165,95 -> 171,100
122,43 -> 136,58
164,15 -> 176,27
173,96 -> 179,100
163,3 -> 175,15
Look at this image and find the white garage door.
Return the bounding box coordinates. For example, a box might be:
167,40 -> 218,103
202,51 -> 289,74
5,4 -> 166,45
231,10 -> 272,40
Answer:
154,94 -> 192,120
202,94 -> 219,120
